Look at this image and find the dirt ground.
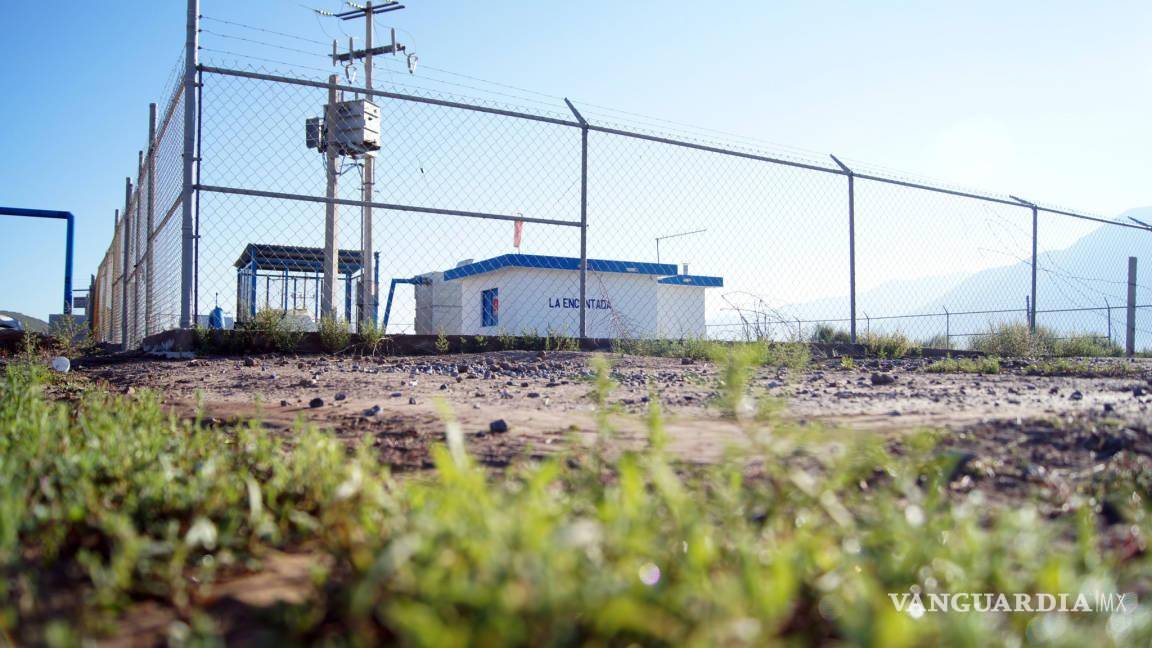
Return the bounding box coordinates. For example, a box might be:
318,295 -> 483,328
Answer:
84,351 -> 1152,480
29,351 -> 1152,643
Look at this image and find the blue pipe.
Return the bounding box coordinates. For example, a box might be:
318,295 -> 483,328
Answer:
373,251 -> 380,324
0,207 -> 75,315
249,256 -> 258,318
383,276 -> 428,333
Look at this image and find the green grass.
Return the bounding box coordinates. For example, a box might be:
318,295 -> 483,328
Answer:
861,331 -> 919,359
810,324 -> 852,344
358,319 -> 387,355
1052,335 -> 1123,358
3,356 -> 1152,644
318,315 -> 351,353
970,323 -> 1122,358
1022,359 -> 1139,378
196,309 -> 303,354
614,338 -> 810,373
924,356 -> 1001,375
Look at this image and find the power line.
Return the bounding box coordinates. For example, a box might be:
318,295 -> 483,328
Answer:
199,28 -> 328,59
200,15 -> 329,46
197,48 -> 334,76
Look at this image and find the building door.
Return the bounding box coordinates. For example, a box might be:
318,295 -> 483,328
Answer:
481,288 -> 499,327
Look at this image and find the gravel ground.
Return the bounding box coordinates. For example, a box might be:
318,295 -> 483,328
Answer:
82,352 -> 1152,478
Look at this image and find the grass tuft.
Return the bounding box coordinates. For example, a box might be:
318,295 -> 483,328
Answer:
862,331 -> 919,359
318,315 -> 351,353
924,356 -> 1001,374
970,323 -> 1122,358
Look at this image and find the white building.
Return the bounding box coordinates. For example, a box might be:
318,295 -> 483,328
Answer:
414,254 -> 722,339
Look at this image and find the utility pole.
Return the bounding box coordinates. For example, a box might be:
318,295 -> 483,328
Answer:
321,75 -> 339,319
327,1 -> 409,330
362,4 -> 375,331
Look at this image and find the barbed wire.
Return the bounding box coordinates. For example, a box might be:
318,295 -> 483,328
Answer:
200,15 -> 330,46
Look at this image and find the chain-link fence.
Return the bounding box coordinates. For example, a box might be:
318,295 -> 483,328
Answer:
92,53 -> 187,348
92,56 -> 1152,352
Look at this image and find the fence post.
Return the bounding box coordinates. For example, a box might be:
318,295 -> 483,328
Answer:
146,103 -> 157,336
943,307 -> 950,349
1127,256 -> 1137,357
121,177 -> 133,347
1030,205 -> 1038,332
564,99 -> 589,340
321,74 -> 340,319
179,0 -> 199,329
133,150 -> 143,346
830,155 -> 856,343
1009,196 -> 1038,333
111,210 -> 119,343
1105,298 -> 1112,345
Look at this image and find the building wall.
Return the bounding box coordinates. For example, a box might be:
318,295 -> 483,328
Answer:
414,271 -> 462,335
656,284 -> 707,338
451,267 -> 704,338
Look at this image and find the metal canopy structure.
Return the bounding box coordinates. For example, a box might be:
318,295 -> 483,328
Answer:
233,243 -> 377,322
233,243 -> 366,274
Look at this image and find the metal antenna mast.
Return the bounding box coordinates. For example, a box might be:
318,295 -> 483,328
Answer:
329,1 -> 408,330
655,229 -> 707,264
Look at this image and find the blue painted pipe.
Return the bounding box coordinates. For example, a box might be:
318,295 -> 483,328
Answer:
383,276 -> 428,333
0,206 -> 75,314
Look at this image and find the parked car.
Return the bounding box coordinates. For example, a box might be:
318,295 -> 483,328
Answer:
0,314 -> 24,331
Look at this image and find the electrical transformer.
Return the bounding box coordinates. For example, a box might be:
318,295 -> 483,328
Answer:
305,99 -> 381,156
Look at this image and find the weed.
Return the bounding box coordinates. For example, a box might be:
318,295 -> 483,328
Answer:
1023,359 -> 1137,377
434,327 -> 450,354
924,355 -> 1001,374
862,331 -> 919,359
709,343 -> 760,417
318,315 -> 350,353
810,324 -> 852,344
358,320 -> 386,355
521,328 -> 542,351
48,315 -> 95,357
921,333 -> 951,350
615,337 -> 808,371
1052,335 -> 1122,358
545,327 -> 579,352
970,323 -> 1122,358
227,309 -> 305,354
473,335 -> 487,351
756,340 -> 811,372
840,355 -> 854,370
497,328 -> 515,351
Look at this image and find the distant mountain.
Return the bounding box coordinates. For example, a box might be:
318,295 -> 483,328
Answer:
739,207 -> 1152,343
0,311 -> 49,333
915,207 -> 1152,338
762,272 -> 969,322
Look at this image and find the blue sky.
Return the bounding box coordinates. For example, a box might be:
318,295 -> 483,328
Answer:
1,0 -> 1150,321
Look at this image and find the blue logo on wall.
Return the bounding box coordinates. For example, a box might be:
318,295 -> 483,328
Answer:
548,297 -> 611,310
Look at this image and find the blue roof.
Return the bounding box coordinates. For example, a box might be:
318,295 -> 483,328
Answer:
657,274 -> 724,287
443,254 -> 680,281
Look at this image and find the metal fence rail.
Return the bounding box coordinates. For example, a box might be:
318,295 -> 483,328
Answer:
90,22 -> 1152,353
